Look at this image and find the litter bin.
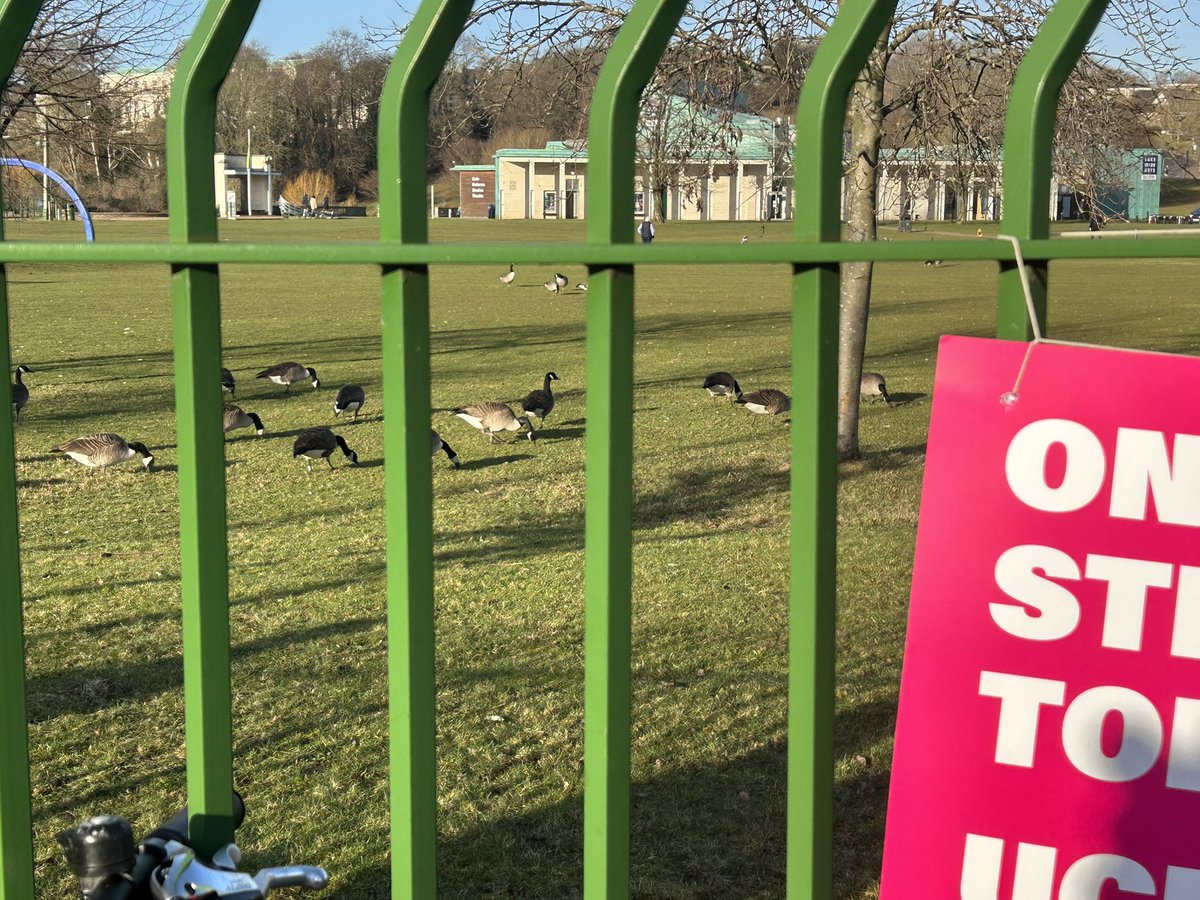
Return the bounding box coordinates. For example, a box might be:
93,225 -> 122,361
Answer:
898,213 -> 912,233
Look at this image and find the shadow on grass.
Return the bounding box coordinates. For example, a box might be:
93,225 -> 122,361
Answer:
26,609 -> 383,723
331,696 -> 896,899
882,392 -> 926,405
456,453 -> 534,471
839,443 -> 927,480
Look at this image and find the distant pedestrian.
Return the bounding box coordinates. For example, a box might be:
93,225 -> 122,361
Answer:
639,217 -> 656,244
301,193 -> 310,218
309,196 -> 318,215
322,195 -> 329,209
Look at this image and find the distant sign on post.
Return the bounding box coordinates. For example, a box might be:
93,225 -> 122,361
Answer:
882,336 -> 1200,898
1142,155 -> 1160,181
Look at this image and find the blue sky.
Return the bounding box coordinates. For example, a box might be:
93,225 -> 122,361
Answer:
244,0 -> 397,56
243,1 -> 1198,70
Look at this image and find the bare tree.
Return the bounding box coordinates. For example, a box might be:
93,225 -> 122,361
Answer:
1,0 -> 190,188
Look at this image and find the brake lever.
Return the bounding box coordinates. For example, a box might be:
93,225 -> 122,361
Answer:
149,844 -> 328,899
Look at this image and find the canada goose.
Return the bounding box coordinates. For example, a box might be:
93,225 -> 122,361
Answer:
500,264 -> 516,286
334,384 -> 366,421
702,371 -> 741,401
737,389 -> 791,421
554,273 -> 569,289
924,259 -> 942,267
52,433 -> 153,470
432,429 -> 461,467
11,364 -> 31,419
521,372 -> 559,424
740,234 -> 748,244
860,372 -> 892,405
256,361 -> 320,392
223,403 -> 265,436
454,402 -> 536,443
576,282 -> 588,292
543,279 -> 559,293
221,367 -> 236,397
293,428 -> 358,473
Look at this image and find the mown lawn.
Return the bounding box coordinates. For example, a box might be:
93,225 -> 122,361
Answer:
7,216 -> 1200,898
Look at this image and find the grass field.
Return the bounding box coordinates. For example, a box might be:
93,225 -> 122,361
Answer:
7,216 -> 1200,898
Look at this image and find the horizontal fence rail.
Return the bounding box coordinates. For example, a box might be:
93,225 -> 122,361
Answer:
0,236 -> 1196,266
2,0 -> 1196,897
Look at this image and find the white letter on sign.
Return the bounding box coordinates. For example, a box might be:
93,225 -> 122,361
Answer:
959,835 -> 1055,900
1171,566 -> 1200,660
1166,697 -> 1200,792
1110,428 -> 1200,526
1059,854 -> 1154,898
1061,686 -> 1162,782
979,672 -> 1065,766
1083,554 -> 1173,652
992,545 -> 1081,641
1166,866 -> 1200,898
1006,419 -> 1105,513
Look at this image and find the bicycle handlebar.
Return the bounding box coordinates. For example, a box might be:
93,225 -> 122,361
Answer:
60,793 -> 246,899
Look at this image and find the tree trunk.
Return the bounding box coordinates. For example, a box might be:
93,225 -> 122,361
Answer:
837,36 -> 887,460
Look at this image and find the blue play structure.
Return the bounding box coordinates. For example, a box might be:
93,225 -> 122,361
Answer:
0,157 -> 95,241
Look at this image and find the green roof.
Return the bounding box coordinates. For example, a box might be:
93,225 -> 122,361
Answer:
491,96 -> 782,164
450,164 -> 496,171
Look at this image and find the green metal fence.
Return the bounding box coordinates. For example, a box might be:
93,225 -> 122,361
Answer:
1,0 -> 1198,897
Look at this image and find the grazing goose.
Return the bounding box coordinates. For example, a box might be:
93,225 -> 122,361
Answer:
256,361 -> 320,392
737,388 -> 791,421
334,384 -> 366,422
860,372 -> 892,405
432,429 -> 461,468
924,259 -> 943,267
221,367 -> 236,397
554,273 -> 569,289
521,372 -> 559,424
11,364 -> 31,419
500,264 -> 516,286
223,403 -> 265,436
52,433 -> 153,470
576,282 -> 588,292
454,402 -> 536,443
740,234 -> 748,244
702,371 -> 741,401
543,279 -> 560,294
293,428 -> 358,473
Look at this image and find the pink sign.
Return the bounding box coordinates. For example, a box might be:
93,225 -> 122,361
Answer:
881,336 -> 1200,899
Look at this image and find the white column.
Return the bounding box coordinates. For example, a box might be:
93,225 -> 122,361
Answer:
735,161 -> 744,221
558,161 -> 565,218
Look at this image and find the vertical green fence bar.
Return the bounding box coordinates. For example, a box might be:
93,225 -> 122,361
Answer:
998,0 -> 1110,339
0,4 -> 42,895
378,2 -> 471,896
789,2 -> 895,897
584,2 -> 685,896
166,0 -> 259,858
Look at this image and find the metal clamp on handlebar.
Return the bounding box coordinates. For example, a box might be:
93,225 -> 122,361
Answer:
58,794 -> 328,899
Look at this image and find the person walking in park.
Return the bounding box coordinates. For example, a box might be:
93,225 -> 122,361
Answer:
639,217 -> 656,244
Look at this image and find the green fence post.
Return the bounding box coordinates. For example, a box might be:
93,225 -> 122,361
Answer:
584,2 -> 686,897
166,0 -> 259,858
791,1 -> 896,897
0,4 -> 44,895
998,0 -> 1110,339
378,2 -> 472,896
